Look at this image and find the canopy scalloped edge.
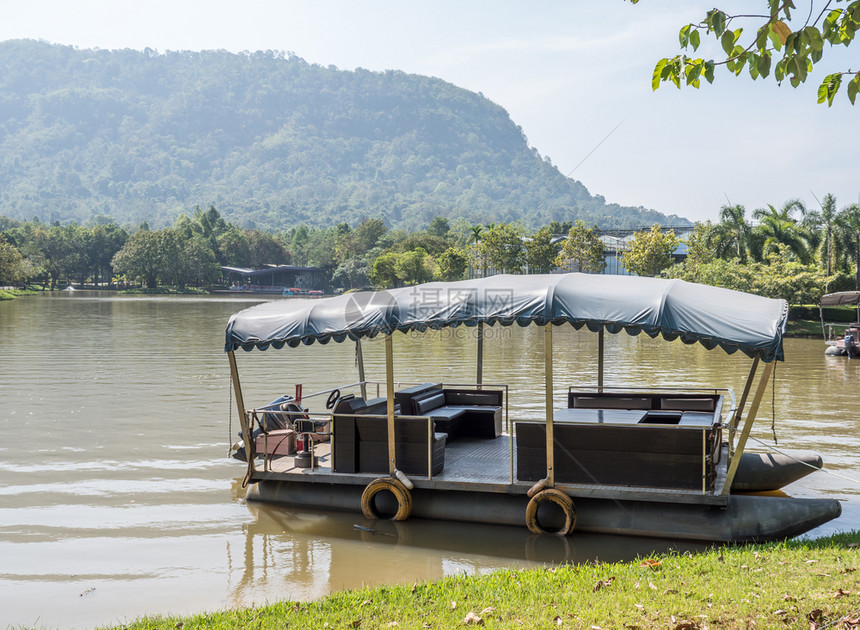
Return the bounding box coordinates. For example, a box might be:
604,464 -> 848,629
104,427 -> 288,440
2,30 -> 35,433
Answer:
224,273 -> 788,362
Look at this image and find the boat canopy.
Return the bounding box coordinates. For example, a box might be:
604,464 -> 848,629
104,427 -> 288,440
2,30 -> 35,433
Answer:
820,291 -> 860,307
225,274 -> 788,362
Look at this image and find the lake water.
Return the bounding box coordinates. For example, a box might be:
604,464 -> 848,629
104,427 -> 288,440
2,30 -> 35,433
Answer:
1,292 -> 857,629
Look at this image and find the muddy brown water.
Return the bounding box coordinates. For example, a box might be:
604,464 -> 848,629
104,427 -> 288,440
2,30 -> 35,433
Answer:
1,292 -> 857,629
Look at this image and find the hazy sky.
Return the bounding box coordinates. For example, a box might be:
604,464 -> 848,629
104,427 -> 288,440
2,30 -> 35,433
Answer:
2,0 -> 857,223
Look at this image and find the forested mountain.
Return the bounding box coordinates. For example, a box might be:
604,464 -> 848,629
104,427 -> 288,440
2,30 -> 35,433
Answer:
0,40 -> 689,230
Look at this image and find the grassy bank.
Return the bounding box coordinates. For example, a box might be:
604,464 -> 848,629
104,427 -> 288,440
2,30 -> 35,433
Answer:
0,287 -> 39,300
786,318 -> 824,337
108,531 -> 860,630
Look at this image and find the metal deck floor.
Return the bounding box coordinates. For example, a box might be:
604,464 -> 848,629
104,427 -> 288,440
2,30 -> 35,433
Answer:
262,436 -> 513,484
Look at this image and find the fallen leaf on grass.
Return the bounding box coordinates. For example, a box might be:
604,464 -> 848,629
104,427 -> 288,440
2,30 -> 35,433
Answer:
640,559 -> 662,569
785,595 -> 798,602
463,611 -> 483,626
634,604 -> 644,611
451,601 -> 457,610
834,589 -> 852,597
808,609 -> 824,627
649,582 -> 658,590
840,568 -> 857,574
351,621 -> 361,628
669,616 -> 699,630
774,610 -> 787,616
361,600 -> 373,606
387,623 -> 400,628
593,577 -> 616,592
479,607 -> 496,615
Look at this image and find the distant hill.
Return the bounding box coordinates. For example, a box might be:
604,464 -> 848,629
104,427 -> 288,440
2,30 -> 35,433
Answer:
0,40 -> 690,231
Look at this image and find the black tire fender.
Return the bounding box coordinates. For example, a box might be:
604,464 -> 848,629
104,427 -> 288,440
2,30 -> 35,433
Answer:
525,488 -> 576,536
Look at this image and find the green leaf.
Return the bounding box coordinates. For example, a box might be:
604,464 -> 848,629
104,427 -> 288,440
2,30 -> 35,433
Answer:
775,58 -> 786,82
823,10 -> 841,40
712,10 -> 726,35
679,24 -> 691,47
704,60 -> 715,84
652,59 -> 668,91
818,79 -> 830,104
827,74 -> 842,106
848,75 -> 860,105
758,53 -> 772,78
805,26 -> 824,52
756,25 -> 769,51
749,56 -> 761,80
721,30 -> 735,55
690,29 -> 701,51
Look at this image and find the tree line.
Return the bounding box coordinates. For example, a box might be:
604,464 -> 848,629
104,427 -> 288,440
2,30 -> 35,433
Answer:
3,195 -> 858,306
668,195 -> 860,304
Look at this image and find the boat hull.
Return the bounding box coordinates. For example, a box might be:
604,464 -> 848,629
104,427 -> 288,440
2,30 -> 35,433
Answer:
246,479 -> 841,543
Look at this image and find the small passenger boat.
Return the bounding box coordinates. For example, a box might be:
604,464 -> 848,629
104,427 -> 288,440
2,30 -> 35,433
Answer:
225,274 -> 841,542
820,291 -> 860,357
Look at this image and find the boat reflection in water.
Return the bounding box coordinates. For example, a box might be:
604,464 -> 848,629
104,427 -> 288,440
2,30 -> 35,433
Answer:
227,495 -> 713,606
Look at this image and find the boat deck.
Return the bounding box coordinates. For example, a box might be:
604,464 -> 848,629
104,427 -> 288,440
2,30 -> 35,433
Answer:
250,436 -> 729,506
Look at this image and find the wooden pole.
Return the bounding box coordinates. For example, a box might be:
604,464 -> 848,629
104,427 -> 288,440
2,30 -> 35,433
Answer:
730,357 -> 759,457
356,340 -> 367,400
722,360 -> 774,495
227,350 -> 253,473
476,321 -> 484,387
385,333 -> 397,475
545,323 -> 555,487
598,328 -> 605,393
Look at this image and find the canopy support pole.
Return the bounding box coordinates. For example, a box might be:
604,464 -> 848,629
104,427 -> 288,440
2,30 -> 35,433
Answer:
356,340 -> 367,400
544,323 -> 555,487
227,350 -> 253,473
385,333 -> 397,476
597,328 -> 605,393
729,357 -> 759,458
476,321 -> 484,387
722,360 -> 774,495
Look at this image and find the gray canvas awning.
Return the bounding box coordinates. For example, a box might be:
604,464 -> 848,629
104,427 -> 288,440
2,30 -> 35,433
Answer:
820,291 -> 860,307
224,273 -> 788,362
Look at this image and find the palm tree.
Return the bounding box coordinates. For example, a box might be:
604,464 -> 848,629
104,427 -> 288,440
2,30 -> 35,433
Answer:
805,194 -> 839,276
836,204 -> 860,289
713,204 -> 752,262
752,200 -> 813,264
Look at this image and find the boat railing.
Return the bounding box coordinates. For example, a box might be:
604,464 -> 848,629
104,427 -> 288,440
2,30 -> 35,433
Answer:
245,407 -> 442,480
244,381 -> 513,483
566,385 -> 737,424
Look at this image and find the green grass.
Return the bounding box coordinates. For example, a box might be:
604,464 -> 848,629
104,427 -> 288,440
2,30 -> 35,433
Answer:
785,318 -> 825,337
0,287 -> 39,300
101,531 -> 860,630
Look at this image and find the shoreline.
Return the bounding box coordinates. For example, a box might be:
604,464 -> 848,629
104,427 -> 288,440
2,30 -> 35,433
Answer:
106,530 -> 860,630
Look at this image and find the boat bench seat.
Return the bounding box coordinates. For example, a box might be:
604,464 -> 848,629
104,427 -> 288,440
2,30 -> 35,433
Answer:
331,394 -> 445,476
515,421 -> 717,491
407,385 -> 502,441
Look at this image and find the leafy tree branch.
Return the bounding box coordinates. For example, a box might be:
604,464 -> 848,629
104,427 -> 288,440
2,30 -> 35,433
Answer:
632,0 -> 860,105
